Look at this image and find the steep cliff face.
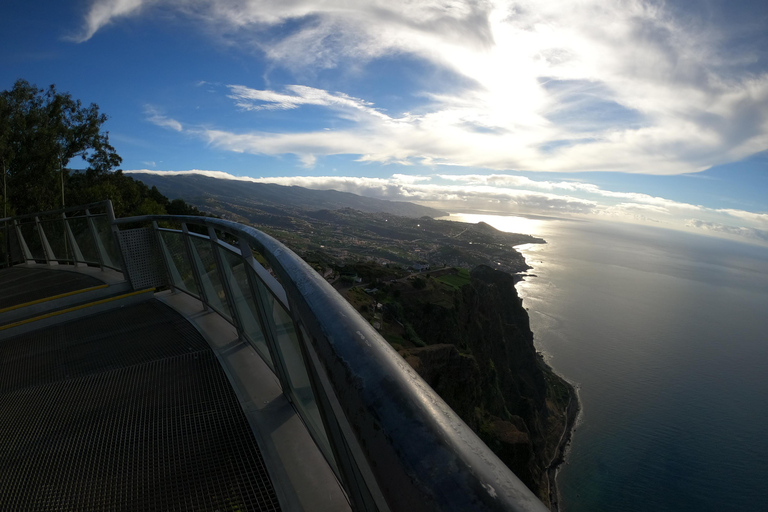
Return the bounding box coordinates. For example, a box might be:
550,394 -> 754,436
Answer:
396,265 -> 574,505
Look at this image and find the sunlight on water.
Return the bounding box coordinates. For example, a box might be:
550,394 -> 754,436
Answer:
440,212 -> 768,512
437,212 -> 547,236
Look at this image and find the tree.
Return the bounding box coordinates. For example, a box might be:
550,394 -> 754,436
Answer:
0,93 -> 12,219
0,79 -> 122,215
0,79 -> 207,221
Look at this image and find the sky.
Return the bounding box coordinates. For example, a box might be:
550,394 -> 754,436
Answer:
2,0 -> 767,246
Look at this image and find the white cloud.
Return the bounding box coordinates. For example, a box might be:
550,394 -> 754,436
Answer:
74,0 -> 147,43
686,220 -> 768,244
145,105 -> 183,131
436,174 -> 704,211
81,1 -> 768,175
124,169 -> 768,246
715,209 -> 768,227
228,85 -> 385,119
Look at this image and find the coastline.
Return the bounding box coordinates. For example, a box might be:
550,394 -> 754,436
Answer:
514,236 -> 580,510
546,380 -> 581,512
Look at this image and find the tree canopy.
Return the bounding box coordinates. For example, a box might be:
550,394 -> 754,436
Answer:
1,79 -> 203,219
1,79 -> 122,215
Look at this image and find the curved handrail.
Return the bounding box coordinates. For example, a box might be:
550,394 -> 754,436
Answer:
0,200 -> 111,223
115,214 -> 550,512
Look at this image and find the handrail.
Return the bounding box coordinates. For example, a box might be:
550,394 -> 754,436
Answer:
114,214 -> 549,512
0,200 -> 120,271
0,200 -> 110,223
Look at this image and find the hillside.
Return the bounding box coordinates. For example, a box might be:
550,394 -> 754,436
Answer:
127,172 -> 448,218
341,264 -> 578,507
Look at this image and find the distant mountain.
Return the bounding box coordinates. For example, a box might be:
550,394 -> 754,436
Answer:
127,172 -> 448,218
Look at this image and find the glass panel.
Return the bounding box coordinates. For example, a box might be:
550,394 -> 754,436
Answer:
258,281 -> 331,457
189,235 -> 231,321
221,248 -> 273,369
242,240 -> 283,288
297,323 -> 339,474
92,215 -> 121,269
7,226 -> 23,265
40,219 -> 69,263
160,230 -> 199,297
0,224 -> 8,268
18,221 -> 44,261
67,216 -> 99,264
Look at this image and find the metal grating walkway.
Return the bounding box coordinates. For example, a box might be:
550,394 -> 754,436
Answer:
0,300 -> 282,511
0,267 -> 105,310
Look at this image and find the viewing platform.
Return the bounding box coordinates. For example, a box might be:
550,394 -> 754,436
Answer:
0,201 -> 549,512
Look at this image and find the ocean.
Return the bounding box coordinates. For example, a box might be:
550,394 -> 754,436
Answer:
443,214 -> 768,512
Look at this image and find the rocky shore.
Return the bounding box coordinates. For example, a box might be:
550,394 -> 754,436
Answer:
547,385 -> 581,511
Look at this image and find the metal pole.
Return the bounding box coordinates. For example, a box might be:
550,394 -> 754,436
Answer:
208,226 -> 243,335
2,161 -> 7,268
152,221 -> 174,292
59,154 -> 65,210
182,223 -> 209,311
86,209 -> 105,270
2,159 -> 6,219
239,237 -> 283,374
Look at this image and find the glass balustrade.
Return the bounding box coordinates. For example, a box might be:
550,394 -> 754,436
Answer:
1,200 -> 550,512
67,216 -> 100,265
159,230 -> 200,297
188,235 -> 231,321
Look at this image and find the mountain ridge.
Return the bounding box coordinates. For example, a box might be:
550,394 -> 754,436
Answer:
127,172 -> 448,218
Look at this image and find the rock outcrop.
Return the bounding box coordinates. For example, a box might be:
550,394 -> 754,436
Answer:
397,265 -> 576,506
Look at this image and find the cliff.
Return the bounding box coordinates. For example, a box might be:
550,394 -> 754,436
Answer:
346,265 -> 577,507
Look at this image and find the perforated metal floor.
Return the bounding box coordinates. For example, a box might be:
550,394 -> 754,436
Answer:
0,300 -> 281,511
0,266 -> 105,310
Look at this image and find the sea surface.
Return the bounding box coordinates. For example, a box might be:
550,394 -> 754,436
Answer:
443,214 -> 768,512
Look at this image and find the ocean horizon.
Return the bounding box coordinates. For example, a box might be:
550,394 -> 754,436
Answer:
442,213 -> 768,512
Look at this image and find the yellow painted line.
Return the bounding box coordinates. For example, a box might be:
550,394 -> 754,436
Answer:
0,284 -> 110,315
0,288 -> 154,332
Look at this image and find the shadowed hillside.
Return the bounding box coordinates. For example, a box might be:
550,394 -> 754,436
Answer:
127,172 -> 448,218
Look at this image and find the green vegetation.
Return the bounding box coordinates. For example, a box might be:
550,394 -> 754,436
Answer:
0,80 -> 202,218
1,79 -> 572,506
341,262 -> 576,506
435,267 -> 471,290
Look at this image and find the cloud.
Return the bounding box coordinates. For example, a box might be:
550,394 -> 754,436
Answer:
125,168 -> 597,214
145,105 -> 183,131
227,85 -> 383,116
715,209 -> 768,227
81,1 -> 768,175
686,219 -> 768,243
125,169 -> 768,245
436,174 -> 704,211
73,0 -> 147,42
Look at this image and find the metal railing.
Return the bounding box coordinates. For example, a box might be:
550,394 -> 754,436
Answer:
116,213 -> 549,512
0,201 -> 122,271
3,201 -> 549,512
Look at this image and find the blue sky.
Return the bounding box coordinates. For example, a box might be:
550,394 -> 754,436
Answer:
2,0 -> 767,245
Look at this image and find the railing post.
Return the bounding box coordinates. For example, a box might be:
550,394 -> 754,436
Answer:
85,209 -> 105,270
35,216 -> 57,265
152,221 -> 175,292
63,212 -> 85,266
181,224 -> 209,311
1,221 -> 8,268
296,322 -> 389,512
105,200 -> 125,272
207,226 -> 244,338
238,238 -> 288,378
14,219 -> 34,264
